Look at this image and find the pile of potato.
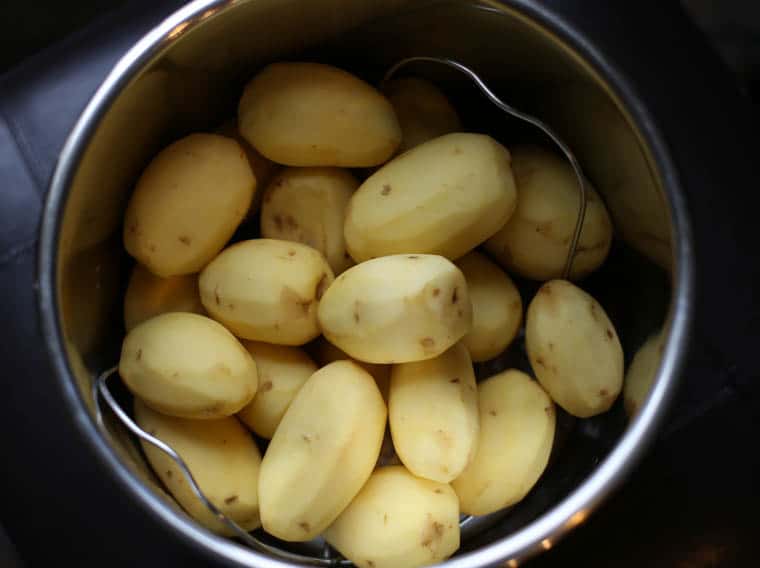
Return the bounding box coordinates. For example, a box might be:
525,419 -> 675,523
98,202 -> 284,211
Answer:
117,62 -> 647,568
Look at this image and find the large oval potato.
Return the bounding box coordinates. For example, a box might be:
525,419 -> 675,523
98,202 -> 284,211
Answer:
123,264 -> 205,331
325,466 -> 460,568
309,336 -> 390,401
485,145 -> 613,281
258,361 -> 386,541
119,313 -> 258,418
526,280 -> 623,417
135,399 -> 262,535
344,133 -> 517,262
384,77 -> 461,153
318,254 -> 472,364
452,370 -> 555,515
123,133 -> 255,277
236,341 -> 317,438
389,343 -> 479,483
261,167 -> 358,274
199,239 -> 334,345
456,251 -> 522,362
624,333 -> 663,418
238,62 -> 401,167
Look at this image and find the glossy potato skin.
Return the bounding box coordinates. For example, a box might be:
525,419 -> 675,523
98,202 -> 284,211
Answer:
199,239 -> 334,345
526,280 -> 623,417
325,466 -> 460,568
452,370 -> 555,515
258,361 -> 386,541
389,343 -> 479,483
123,133 -> 255,277
345,133 -> 517,262
317,254 -> 472,364
485,146 -> 613,281
135,400 -> 262,535
119,313 -> 258,419
238,62 -> 401,167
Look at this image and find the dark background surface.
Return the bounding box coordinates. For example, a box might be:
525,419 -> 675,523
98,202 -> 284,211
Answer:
1,1 -> 758,567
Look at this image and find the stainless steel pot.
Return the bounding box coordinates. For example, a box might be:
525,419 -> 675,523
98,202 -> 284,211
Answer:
37,0 -> 694,566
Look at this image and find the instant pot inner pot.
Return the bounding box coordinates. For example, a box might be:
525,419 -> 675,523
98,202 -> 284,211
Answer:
55,0 -> 675,564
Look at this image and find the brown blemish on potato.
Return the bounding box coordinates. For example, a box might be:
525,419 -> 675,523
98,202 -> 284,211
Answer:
285,215 -> 298,230
302,434 -> 311,443
545,406 -> 552,414
589,302 -> 599,319
383,513 -> 389,525
433,522 -> 445,537
535,356 -> 547,368
420,337 -> 435,350
381,184 -> 392,196
367,561 -> 376,568
489,409 -> 498,417
224,495 -> 238,505
434,488 -> 443,494
148,244 -> 157,253
407,255 -> 419,260
298,299 -> 312,315
260,380 -> 273,392
540,284 -> 552,295
273,214 -> 284,231
217,364 -> 231,376
432,287 -> 440,297
421,518 -> 446,549
166,470 -> 173,478
453,147 -> 463,155
178,235 -> 191,246
214,285 -> 221,306
548,342 -> 555,351
457,309 -> 464,317
436,429 -> 453,448
451,287 -> 459,304
599,388 -> 609,397
128,222 -> 139,234
136,349 -> 142,361
288,249 -> 296,257
450,377 -> 460,384
315,274 -> 329,300
298,521 -> 311,532
606,328 -> 614,339
227,302 -> 235,310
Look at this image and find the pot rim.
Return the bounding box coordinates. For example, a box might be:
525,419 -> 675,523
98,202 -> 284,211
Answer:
36,0 -> 695,566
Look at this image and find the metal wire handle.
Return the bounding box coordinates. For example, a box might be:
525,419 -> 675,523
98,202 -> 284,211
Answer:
94,367 -> 350,566
383,56 -> 589,279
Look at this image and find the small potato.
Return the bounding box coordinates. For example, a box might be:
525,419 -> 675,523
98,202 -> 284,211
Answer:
526,280 -> 623,417
317,254 -> 472,364
389,343 -> 479,483
384,77 -> 462,153
345,133 -> 517,262
123,264 -> 205,331
258,361 -> 386,541
325,466 -> 460,568
452,370 -> 555,515
135,399 -> 262,535
236,342 -> 317,438
624,333 -> 664,418
239,62 -> 401,167
123,133 -> 255,277
199,239 -> 334,345
310,336 -> 390,401
261,167 -> 358,274
455,251 -> 522,362
119,313 -> 258,419
485,145 -> 613,281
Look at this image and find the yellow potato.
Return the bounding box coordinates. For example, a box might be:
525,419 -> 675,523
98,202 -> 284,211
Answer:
119,313 -> 258,419
238,62 -> 401,167
134,399 -> 262,535
317,254 -> 472,364
123,264 -> 205,331
384,77 -> 462,153
452,370 -> 555,515
258,361 -> 386,541
455,251 -> 522,362
309,336 -> 390,401
236,341 -> 317,439
199,239 -> 334,345
261,167 -> 358,274
123,133 -> 255,277
389,343 -> 479,483
624,333 -> 664,418
525,280 -> 623,417
345,133 -> 517,262
325,466 -> 460,568
485,145 -> 613,280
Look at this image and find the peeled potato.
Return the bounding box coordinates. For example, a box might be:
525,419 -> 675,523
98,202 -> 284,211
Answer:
135,399 -> 262,535
452,370 -> 555,515
310,336 -> 390,401
389,343 -> 479,483
325,466 -> 460,568
123,264 -> 205,331
317,254 -> 472,364
384,77 -> 462,153
199,239 -> 334,345
236,342 -> 317,438
344,133 -> 517,262
624,333 -> 664,417
485,145 -> 613,280
119,313 -> 258,418
258,361 -> 386,541
261,167 -> 358,274
455,251 -> 522,362
123,133 -> 255,277
238,62 -> 401,167
526,280 -> 623,417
